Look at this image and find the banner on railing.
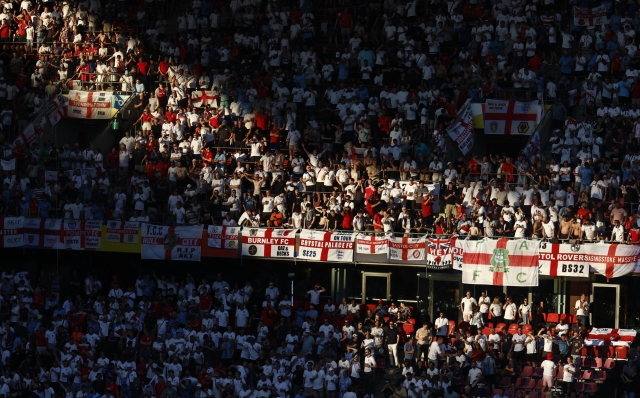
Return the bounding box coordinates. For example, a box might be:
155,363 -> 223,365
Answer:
356,234 -> 389,254
389,236 -> 426,263
0,217 -> 23,247
24,218 -> 62,248
520,130 -> 541,163
106,221 -> 140,244
298,230 -> 355,262
447,101 -> 474,155
66,90 -> 112,119
63,220 -> 102,250
141,224 -> 202,261
483,100 -> 540,135
207,226 -> 239,249
45,94 -> 67,126
573,5 -> 607,27
583,244 -> 640,280
538,242 -> 590,278
426,237 -> 461,270
460,238 -> 540,286
241,228 -> 296,258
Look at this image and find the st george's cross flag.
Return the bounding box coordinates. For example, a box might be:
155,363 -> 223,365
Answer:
355,234 -> 390,254
460,238 -> 540,286
207,225 -> 239,249
141,224 -> 202,261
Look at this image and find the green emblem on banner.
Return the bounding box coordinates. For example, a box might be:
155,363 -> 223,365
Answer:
489,248 -> 510,273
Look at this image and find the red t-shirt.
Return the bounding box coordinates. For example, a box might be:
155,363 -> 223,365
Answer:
137,61 -> 149,75
339,12 -> 352,28
629,228 -> 639,243
199,294 -> 212,310
421,198 -> 434,217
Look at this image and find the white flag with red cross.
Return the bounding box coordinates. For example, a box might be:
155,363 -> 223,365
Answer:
241,228 -> 296,258
355,234 -> 390,254
461,238 -> 540,286
583,244 -> 639,280
191,90 -> 218,108
298,230 -> 355,262
0,217 -> 23,247
141,224 -> 202,261
207,225 -> 239,249
388,236 -> 426,262
484,100 -> 539,135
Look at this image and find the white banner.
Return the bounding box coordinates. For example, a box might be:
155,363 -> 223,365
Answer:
0,217 -> 23,247
484,100 -> 539,135
356,234 -> 389,254
141,224 -> 202,261
426,236 -> 461,270
460,238 -> 539,286
207,225 -> 239,249
63,220 -> 102,250
583,244 -> 640,279
191,90 -> 218,108
241,228 -> 296,258
521,130 -> 541,163
23,218 -> 62,248
389,236 -> 426,262
106,221 -> 140,244
574,6 -> 608,27
298,230 -> 355,262
447,102 -> 474,155
538,242 -> 590,278
67,90 -> 112,119
14,123 -> 39,147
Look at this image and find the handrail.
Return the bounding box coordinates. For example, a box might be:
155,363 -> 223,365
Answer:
62,72 -> 137,93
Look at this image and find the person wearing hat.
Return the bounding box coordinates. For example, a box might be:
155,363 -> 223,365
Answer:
540,353 -> 556,393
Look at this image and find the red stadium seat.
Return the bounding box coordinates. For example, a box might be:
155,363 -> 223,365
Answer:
584,383 -> 598,395
534,379 -> 544,391
592,371 -> 607,382
616,346 -> 629,359
520,366 -> 533,378
402,323 -> 414,336
521,378 -> 536,390
546,313 -> 559,324
603,359 -> 615,370
580,370 -> 593,381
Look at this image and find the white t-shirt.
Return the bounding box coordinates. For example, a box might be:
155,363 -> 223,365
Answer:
504,303 -> 517,320
541,359 -> 556,376
563,364 -> 575,382
461,297 -> 477,313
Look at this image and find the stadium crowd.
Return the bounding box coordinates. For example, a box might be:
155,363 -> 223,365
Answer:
0,0 -> 637,247
0,268 -> 630,398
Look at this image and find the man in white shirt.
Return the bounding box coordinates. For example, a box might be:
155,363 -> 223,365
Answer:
477,292 -> 490,324
434,313 -> 449,337
503,297 -> 517,325
574,293 -> 589,327
541,354 -> 557,393
460,291 -> 477,322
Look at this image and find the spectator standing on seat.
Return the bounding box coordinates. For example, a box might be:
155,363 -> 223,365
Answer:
574,294 -> 590,327
460,291 -> 477,322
